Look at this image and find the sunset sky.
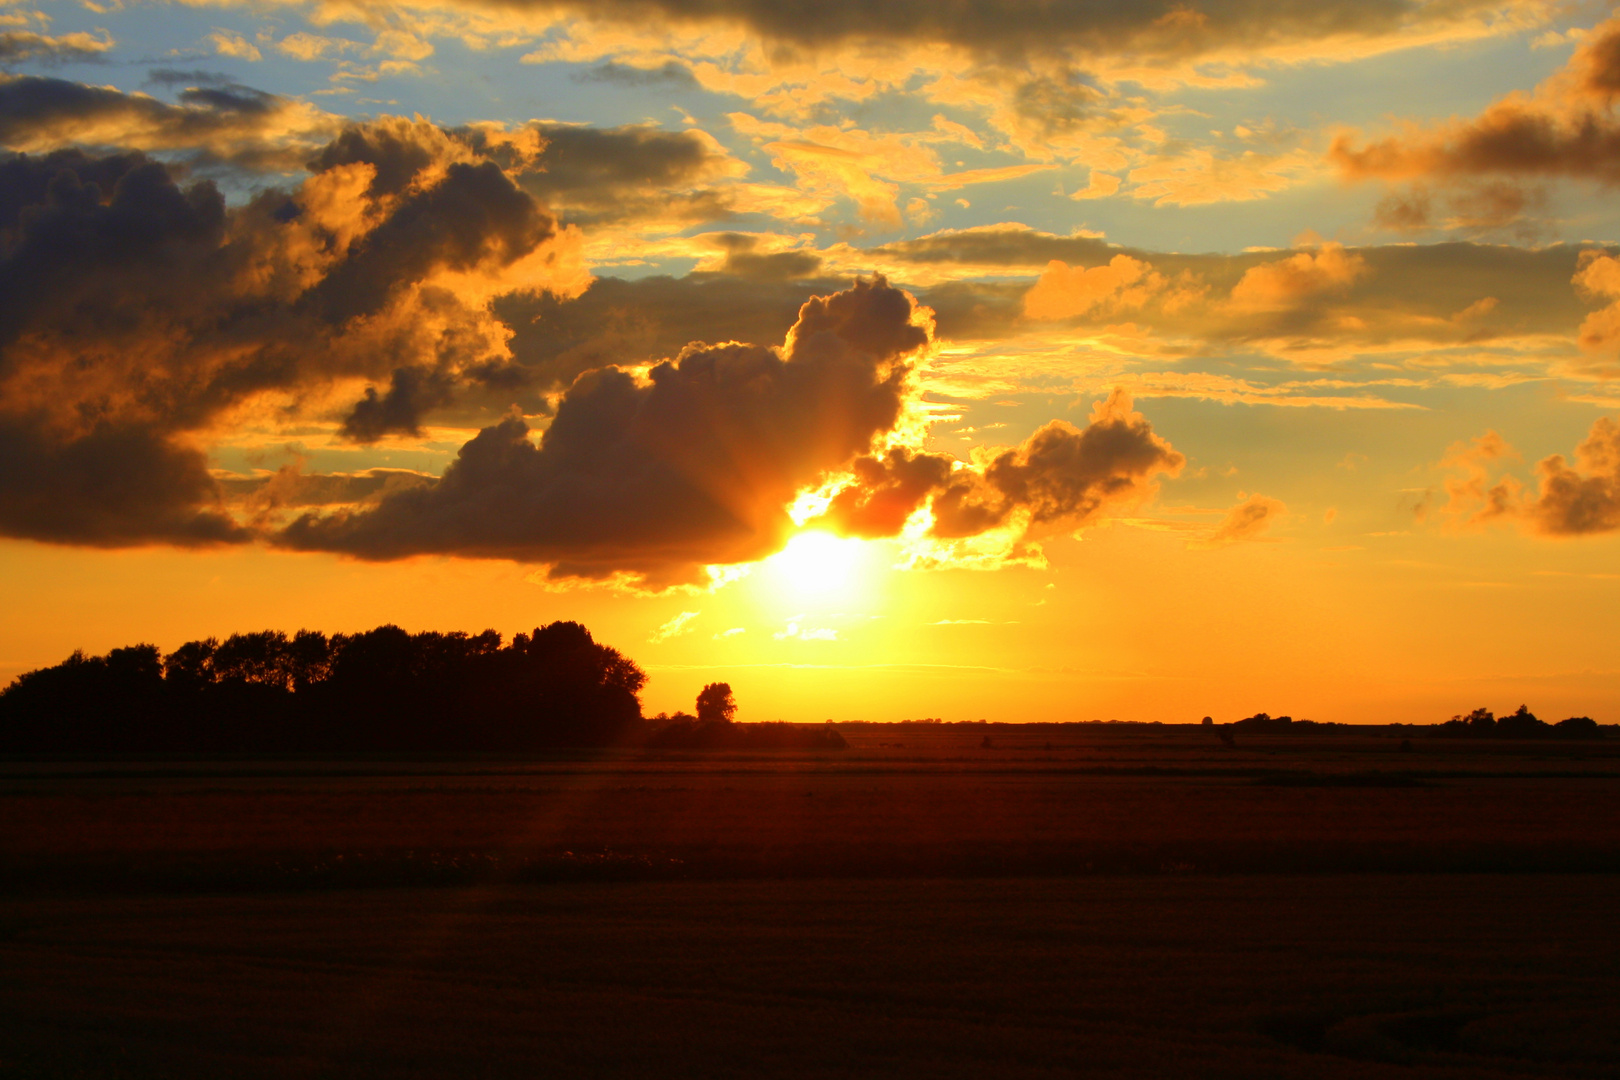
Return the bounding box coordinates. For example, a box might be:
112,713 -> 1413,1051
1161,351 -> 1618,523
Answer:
3,0 -> 1620,723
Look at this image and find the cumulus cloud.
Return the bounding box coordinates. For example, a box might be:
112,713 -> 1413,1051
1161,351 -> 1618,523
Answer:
471,120 -> 744,227
1023,254 -> 1165,319
1334,15 -> 1620,229
1227,242 -> 1368,311
1574,250 -> 1620,356
491,273 -> 828,399
812,389 -> 1184,554
1522,417 -> 1620,535
278,276 -> 931,586
1440,419 -> 1620,536
0,118 -> 585,546
1190,493 -> 1286,549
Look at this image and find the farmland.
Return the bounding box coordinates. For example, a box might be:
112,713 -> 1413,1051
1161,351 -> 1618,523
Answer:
2,726 -> 1618,1076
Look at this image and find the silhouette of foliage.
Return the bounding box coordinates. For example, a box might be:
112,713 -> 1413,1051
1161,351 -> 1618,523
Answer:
695,682 -> 737,724
1434,704 -> 1603,739
0,622 -> 645,752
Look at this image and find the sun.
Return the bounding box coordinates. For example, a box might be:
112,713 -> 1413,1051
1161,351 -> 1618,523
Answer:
762,530 -> 870,605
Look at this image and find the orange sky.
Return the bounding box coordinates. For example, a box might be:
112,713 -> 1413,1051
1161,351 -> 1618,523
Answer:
2,1 -> 1619,723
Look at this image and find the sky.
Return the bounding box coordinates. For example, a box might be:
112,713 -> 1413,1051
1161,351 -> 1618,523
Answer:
3,0 -> 1620,724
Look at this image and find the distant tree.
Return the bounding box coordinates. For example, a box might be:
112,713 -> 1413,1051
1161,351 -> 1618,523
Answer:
1463,707 -> 1496,735
1201,716 -> 1213,726
0,621 -> 648,753
163,638 -> 218,689
1497,704 -> 1547,739
1555,716 -> 1599,739
696,682 -> 736,724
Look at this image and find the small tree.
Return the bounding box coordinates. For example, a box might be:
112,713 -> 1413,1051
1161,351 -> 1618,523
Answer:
696,682 -> 736,724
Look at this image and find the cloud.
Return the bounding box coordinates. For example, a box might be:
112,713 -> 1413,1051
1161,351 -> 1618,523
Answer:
445,0 -> 1551,69
1024,254 -> 1166,319
491,273 -> 828,401
705,232 -> 823,280
218,467 -> 435,512
1574,251 -> 1620,356
1332,15 -> 1620,227
0,30 -> 115,66
649,610 -> 699,642
0,74 -> 336,170
0,417 -> 248,547
1439,419 -> 1620,536
207,30 -> 263,63
1521,418 -> 1620,535
1227,242 -> 1368,312
0,118 -> 585,547
812,389 -> 1184,555
571,60 -> 699,88
1438,429 -> 1520,527
1190,493 -> 1286,549
473,120 -> 744,227
278,276 -> 932,587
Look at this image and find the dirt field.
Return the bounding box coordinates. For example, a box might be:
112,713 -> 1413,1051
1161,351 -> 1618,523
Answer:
2,728 -> 1617,1077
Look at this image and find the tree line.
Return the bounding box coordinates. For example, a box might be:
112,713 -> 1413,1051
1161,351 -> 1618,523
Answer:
0,623 -> 648,753
1431,705 -> 1600,739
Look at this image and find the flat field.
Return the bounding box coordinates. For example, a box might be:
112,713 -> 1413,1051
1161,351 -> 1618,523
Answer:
2,727 -> 1617,1077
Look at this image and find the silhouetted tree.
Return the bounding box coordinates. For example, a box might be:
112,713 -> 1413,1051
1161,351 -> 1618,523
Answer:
1497,704 -> 1547,739
696,682 -> 736,724
0,621 -> 647,753
1555,716 -> 1599,739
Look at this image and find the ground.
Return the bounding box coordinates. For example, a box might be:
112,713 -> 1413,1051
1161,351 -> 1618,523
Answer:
1,726 -> 1616,1077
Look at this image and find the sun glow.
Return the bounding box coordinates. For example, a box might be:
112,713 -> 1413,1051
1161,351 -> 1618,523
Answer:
762,530 -> 872,605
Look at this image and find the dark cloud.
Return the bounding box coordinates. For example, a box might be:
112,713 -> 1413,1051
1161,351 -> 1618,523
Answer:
218,467 -> 434,510
0,74 -> 332,171
1013,74 -> 1102,134
144,70 -> 238,89
866,226 -> 1124,268
340,367 -> 457,441
570,60 -> 698,88
309,117 -> 458,199
0,116 -> 582,546
280,277 -> 930,585
0,416 -> 246,546
459,0 -> 1482,64
1443,419 -> 1620,537
872,225 -> 1607,344
493,273 -> 836,397
1332,17 -> 1620,198
1523,417 -> 1620,536
813,390 -> 1184,543
709,232 -> 823,279
306,157 -> 557,325
492,121 -> 739,226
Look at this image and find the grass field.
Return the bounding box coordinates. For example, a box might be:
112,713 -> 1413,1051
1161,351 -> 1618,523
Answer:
2,727 -> 1617,1077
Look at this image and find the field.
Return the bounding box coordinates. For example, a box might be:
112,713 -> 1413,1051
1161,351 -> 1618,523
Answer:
2,726 -> 1618,1077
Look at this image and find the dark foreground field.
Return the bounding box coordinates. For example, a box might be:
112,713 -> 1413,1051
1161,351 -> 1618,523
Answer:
2,727 -> 1617,1077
